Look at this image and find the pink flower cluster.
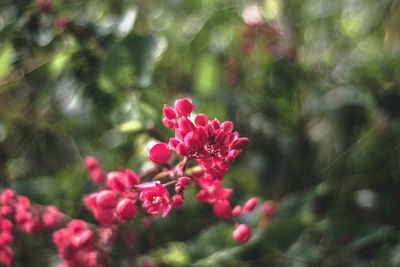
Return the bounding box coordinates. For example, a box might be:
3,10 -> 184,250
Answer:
158,98 -> 248,183
0,98 -> 256,266
84,168 -> 140,225
53,220 -> 110,267
0,189 -> 63,266
149,98 -> 255,242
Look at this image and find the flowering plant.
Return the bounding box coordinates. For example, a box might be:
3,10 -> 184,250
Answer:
0,98 -> 265,267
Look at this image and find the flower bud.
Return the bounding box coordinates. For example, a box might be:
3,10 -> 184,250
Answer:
163,118 -> 175,128
42,206 -> 63,228
1,219 -> 13,232
68,220 -> 87,234
178,177 -> 191,188
232,205 -> 242,217
149,143 -> 171,164
96,190 -> 117,209
232,224 -> 251,243
1,189 -> 16,205
231,137 -> 249,150
172,194 -> 184,208
220,121 -> 233,133
195,114 -> 208,126
163,105 -> 177,120
176,143 -> 190,157
94,208 -> 114,225
243,197 -> 258,213
0,232 -> 13,244
107,172 -> 127,193
124,169 -> 140,187
175,98 -> 194,117
85,156 -> 100,171
116,199 -> 138,220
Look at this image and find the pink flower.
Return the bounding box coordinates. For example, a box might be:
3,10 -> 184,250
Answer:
196,180 -> 232,204
140,183 -> 171,217
243,197 -> 258,213
212,200 -> 232,220
232,224 -> 251,243
149,143 -> 171,164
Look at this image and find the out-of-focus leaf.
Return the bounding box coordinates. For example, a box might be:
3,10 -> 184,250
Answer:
0,43 -> 14,80
194,55 -> 219,98
158,242 -> 191,267
119,120 -> 143,133
99,33 -> 162,93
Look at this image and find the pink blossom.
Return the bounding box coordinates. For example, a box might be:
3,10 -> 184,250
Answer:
212,200 -> 232,220
140,183 -> 171,217
196,180 -> 232,204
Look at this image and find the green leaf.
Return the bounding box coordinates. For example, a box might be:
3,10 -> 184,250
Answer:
119,120 -> 143,133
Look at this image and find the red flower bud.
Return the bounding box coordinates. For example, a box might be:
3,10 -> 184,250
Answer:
232,205 -> 242,217
96,190 -> 117,209
1,219 -> 13,232
85,156 -> 100,171
231,137 -> 249,150
178,177 -> 190,188
163,118 -> 175,128
172,194 -> 184,208
243,197 -> 258,213
232,224 -> 251,243
0,232 -> 13,244
149,143 -> 171,164
220,121 -> 233,133
195,114 -> 208,126
116,199 -> 138,220
175,98 -> 194,117
163,105 -> 177,120
176,143 -> 190,157
42,206 -> 63,228
94,208 -> 114,225
1,189 -> 16,205
107,172 -> 127,193
68,220 -> 87,234
124,169 -> 140,187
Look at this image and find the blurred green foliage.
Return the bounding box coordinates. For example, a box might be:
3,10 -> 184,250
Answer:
1,0 -> 400,266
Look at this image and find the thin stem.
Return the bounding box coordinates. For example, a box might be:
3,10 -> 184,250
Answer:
162,180 -> 177,187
